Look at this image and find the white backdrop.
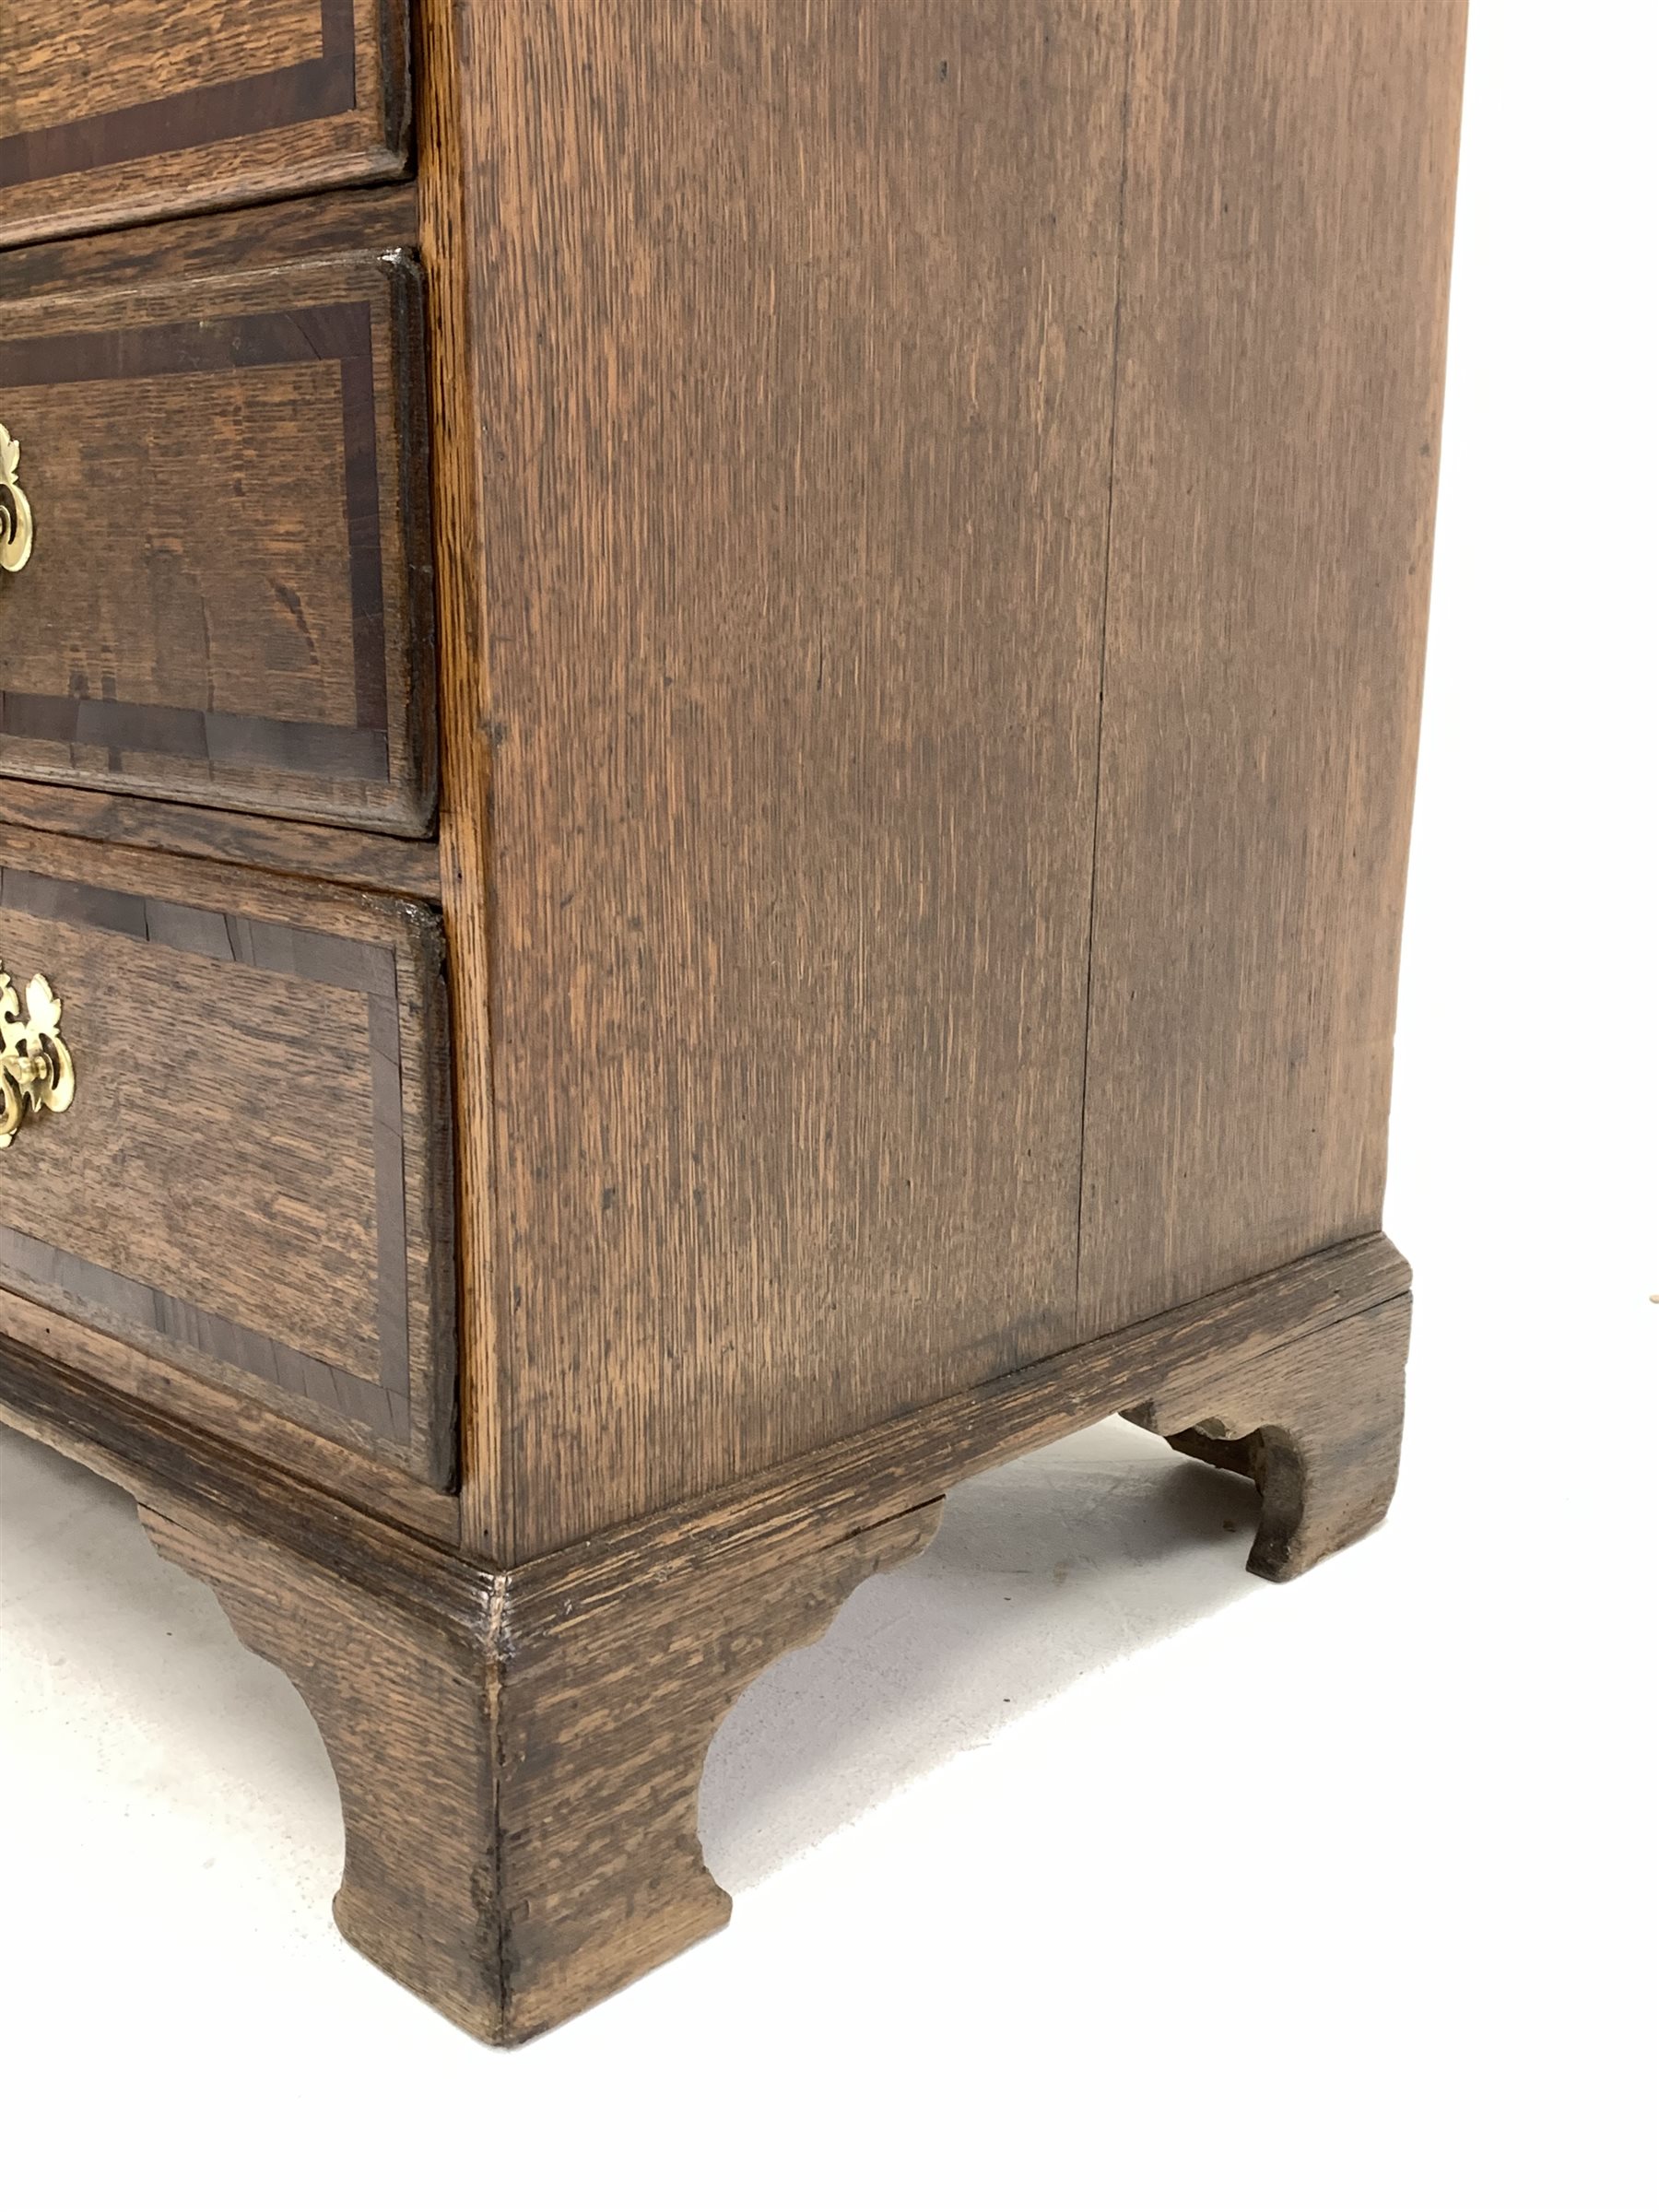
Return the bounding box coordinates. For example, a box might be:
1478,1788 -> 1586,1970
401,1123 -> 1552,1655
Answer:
2,6 -> 1654,2208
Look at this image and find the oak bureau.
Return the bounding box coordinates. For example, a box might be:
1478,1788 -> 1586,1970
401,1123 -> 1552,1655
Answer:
0,4 -> 1466,2041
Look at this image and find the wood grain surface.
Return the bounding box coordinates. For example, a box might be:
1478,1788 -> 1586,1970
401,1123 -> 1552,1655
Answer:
0,782 -> 440,900
0,0 -> 1467,2050
417,0 -> 506,1559
0,250 -> 435,832
0,0 -> 408,248
431,0 -> 1464,1562
0,826 -> 453,1492
68,1230 -> 1411,2043
0,181 -> 418,302
446,0 -> 1131,1557
1077,0 -> 1466,1336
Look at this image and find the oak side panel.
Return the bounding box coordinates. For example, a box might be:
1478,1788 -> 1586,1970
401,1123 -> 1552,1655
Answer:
453,3 -> 1128,1553
1077,0 -> 1465,1336
417,0 -> 510,1558
0,0 -> 409,248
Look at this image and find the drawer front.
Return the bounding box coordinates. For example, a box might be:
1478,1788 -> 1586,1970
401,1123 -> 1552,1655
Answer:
0,0 -> 409,249
0,251 -> 434,831
0,830 -> 454,1493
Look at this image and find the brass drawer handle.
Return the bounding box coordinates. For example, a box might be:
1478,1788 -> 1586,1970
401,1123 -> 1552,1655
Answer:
1,425 -> 34,574
0,970 -> 75,1145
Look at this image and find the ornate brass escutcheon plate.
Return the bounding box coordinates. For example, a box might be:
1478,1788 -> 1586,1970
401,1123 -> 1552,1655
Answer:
0,970 -> 75,1146
0,424 -> 34,574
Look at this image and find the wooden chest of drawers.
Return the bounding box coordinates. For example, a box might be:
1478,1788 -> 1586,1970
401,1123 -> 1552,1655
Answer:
0,2 -> 1465,2042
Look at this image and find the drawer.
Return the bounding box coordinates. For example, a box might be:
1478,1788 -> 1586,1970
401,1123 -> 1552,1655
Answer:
0,829 -> 454,1495
0,250 -> 435,832
0,1 -> 409,250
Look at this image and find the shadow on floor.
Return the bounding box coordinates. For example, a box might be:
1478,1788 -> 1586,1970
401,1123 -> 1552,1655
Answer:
700,1417 -> 1261,1892
3,1416 -> 1262,1901
1,1430 -> 345,1866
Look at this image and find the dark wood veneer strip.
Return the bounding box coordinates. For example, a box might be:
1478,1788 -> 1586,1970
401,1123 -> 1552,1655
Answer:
341,344 -> 391,733
369,992 -> 411,1395
0,865 -> 397,1000
0,1 -> 359,190
0,1221 -> 408,1445
0,694 -> 390,782
0,299 -> 372,391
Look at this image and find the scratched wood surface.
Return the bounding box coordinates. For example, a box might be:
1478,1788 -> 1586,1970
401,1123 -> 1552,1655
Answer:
0,251 -> 435,832
0,825 -> 454,1492
0,0 -> 408,248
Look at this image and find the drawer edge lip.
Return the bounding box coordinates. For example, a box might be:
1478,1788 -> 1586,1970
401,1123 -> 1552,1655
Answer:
0,147 -> 414,258
0,778 -> 442,901
0,756 -> 438,843
0,183 -> 423,303
0,1318 -> 463,1552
